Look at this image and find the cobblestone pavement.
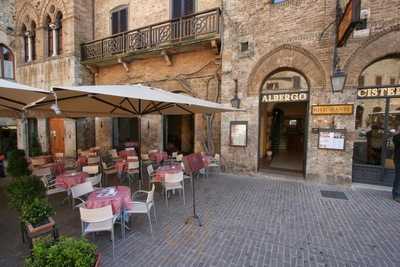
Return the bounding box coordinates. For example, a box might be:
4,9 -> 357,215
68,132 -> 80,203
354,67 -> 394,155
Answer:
1,173 -> 400,266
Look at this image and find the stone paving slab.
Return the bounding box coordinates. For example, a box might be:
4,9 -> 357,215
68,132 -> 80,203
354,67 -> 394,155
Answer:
1,174 -> 400,266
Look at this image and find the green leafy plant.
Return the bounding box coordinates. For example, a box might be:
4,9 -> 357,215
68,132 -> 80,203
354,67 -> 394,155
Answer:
26,236 -> 97,267
6,149 -> 30,178
30,134 -> 43,157
7,175 -> 46,211
21,198 -> 54,227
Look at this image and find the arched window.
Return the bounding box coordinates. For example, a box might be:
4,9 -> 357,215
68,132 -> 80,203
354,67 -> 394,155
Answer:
31,21 -> 37,60
355,105 -> 364,129
22,24 -> 29,62
0,44 -> 15,79
46,15 -> 53,57
55,12 -> 63,54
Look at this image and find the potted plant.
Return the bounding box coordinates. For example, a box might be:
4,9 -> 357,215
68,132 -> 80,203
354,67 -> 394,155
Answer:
7,175 -> 46,211
26,236 -> 100,267
6,149 -> 30,178
21,198 -> 55,236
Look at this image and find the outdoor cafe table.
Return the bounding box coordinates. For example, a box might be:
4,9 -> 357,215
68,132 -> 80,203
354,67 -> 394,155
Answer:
41,161 -> 65,176
154,163 -> 182,183
86,186 -> 132,215
118,149 -> 136,160
149,151 -> 168,164
55,171 -> 88,189
115,159 -> 138,178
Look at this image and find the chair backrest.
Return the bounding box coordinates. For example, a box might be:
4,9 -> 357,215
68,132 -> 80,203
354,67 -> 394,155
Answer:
109,149 -> 118,158
79,205 -> 113,224
87,173 -> 102,187
147,164 -> 154,175
82,165 -> 99,175
31,157 -> 47,167
127,156 -> 138,161
87,157 -> 100,165
176,154 -> 183,162
128,161 -> 139,170
165,172 -> 184,184
214,154 -> 220,161
147,184 -> 155,204
71,181 -> 94,199
32,167 -> 52,178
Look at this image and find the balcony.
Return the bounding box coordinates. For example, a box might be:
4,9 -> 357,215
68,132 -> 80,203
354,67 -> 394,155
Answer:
81,8 -> 221,66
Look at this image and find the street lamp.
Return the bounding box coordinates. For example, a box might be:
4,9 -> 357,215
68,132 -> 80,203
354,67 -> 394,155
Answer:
230,79 -> 240,108
331,68 -> 347,93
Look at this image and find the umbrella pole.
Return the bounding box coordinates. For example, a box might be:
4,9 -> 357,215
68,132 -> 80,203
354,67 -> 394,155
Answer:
185,172 -> 202,227
138,115 -> 142,189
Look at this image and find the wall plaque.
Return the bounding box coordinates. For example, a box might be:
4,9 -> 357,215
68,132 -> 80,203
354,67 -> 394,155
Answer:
311,104 -> 354,115
230,121 -> 247,147
357,86 -> 400,99
261,92 -> 308,103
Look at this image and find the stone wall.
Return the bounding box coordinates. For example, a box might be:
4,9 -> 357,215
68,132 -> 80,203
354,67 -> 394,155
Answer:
220,0 -> 400,184
0,0 -> 15,47
95,49 -> 222,154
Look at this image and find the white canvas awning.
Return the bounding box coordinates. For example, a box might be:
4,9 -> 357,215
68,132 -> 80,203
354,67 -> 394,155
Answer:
29,84 -> 240,116
0,78 -> 50,117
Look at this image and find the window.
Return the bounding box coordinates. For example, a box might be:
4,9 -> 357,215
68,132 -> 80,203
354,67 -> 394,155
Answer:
22,24 -> 29,62
272,0 -> 287,3
56,12 -> 63,54
293,76 -> 301,89
46,16 -> 53,57
375,75 -> 382,86
390,77 -> 396,85
358,75 -> 365,87
0,44 -> 15,79
240,42 -> 249,52
31,21 -> 37,60
355,105 -> 364,129
111,6 -> 128,35
172,0 -> 195,18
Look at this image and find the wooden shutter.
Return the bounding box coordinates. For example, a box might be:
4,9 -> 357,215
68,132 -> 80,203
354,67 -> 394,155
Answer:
120,8 -> 128,32
172,0 -> 182,18
184,0 -> 195,16
111,11 -> 119,34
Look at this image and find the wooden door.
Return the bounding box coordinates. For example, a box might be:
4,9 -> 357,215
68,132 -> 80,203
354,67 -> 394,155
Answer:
49,118 -> 65,155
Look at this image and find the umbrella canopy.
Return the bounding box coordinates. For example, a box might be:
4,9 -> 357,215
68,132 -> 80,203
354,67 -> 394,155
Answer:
0,78 -> 50,117
29,84 -> 238,116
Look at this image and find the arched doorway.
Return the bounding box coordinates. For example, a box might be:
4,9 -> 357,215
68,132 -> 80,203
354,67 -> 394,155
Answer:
259,69 -> 309,174
353,56 -> 400,186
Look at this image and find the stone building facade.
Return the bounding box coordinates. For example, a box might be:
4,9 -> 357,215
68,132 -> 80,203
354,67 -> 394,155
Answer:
220,0 -> 400,185
7,0 -> 400,186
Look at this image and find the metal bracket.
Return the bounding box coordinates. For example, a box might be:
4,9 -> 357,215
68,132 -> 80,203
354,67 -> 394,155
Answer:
161,50 -> 172,66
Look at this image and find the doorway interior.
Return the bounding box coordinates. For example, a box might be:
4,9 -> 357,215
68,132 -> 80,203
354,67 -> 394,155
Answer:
259,102 -> 307,173
163,115 -> 194,155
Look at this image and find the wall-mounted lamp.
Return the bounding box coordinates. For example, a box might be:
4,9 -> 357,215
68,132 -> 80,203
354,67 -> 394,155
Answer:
331,68 -> 347,93
51,93 -> 61,115
230,79 -> 241,109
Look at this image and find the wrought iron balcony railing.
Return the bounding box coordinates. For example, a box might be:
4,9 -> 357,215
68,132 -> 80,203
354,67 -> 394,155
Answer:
81,8 -> 221,62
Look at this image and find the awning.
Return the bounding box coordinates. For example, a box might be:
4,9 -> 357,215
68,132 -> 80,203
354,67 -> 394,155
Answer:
0,78 -> 50,117
29,84 -> 240,117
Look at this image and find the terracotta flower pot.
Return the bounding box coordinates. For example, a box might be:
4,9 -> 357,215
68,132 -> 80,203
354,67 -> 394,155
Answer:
26,217 -> 55,237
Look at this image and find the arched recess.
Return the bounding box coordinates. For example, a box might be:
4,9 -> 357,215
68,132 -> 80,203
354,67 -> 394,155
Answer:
247,44 -> 326,97
343,25 -> 400,86
40,0 -> 67,25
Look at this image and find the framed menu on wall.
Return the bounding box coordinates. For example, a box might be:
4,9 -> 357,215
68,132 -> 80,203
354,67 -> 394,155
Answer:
318,129 -> 346,151
230,121 -> 248,147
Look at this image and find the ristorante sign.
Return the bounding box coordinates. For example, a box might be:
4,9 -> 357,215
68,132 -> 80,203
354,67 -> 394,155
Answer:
261,92 -> 308,103
357,86 -> 400,99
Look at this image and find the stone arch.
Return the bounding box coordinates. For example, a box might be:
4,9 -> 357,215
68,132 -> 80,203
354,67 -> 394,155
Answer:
40,0 -> 66,25
248,44 -> 326,96
16,2 -> 39,32
343,25 -> 400,87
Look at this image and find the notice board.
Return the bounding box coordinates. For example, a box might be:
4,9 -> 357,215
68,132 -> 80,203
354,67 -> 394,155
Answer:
318,129 -> 346,151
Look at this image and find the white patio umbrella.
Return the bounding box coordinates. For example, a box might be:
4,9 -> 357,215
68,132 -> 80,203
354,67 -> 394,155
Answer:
29,84 -> 241,226
0,78 -> 50,117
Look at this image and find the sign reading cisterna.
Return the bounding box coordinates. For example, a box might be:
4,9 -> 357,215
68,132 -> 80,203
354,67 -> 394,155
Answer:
357,86 -> 400,99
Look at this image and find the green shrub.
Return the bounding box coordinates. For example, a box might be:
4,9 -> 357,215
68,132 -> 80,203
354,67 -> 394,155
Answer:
26,236 -> 97,267
21,198 -> 54,226
6,149 -> 30,178
30,135 -> 42,157
7,175 -> 46,211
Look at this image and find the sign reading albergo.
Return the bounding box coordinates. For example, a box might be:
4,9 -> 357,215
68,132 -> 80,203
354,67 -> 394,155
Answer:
261,92 -> 308,103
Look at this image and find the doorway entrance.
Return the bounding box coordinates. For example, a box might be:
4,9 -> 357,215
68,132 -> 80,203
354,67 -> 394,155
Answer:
112,118 -> 139,150
258,70 -> 309,174
48,118 -> 65,155
163,115 -> 194,155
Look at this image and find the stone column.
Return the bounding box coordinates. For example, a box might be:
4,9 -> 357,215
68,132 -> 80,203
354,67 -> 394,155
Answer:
25,31 -> 32,62
16,119 -> 28,153
49,23 -> 57,57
